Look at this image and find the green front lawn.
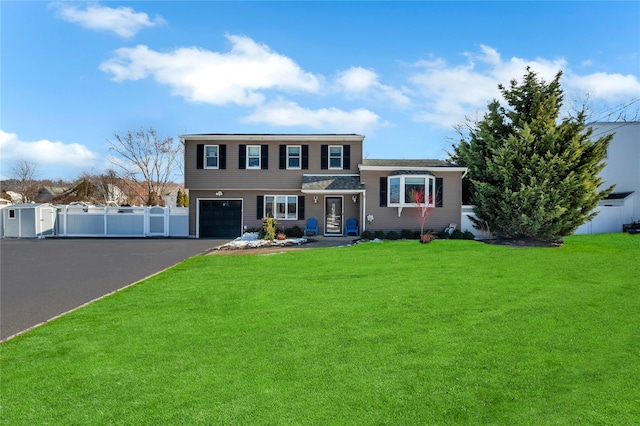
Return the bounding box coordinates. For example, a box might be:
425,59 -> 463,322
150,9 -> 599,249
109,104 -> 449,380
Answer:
1,234 -> 639,424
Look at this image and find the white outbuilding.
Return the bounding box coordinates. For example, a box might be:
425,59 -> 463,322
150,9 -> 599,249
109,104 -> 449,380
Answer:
1,203 -> 58,238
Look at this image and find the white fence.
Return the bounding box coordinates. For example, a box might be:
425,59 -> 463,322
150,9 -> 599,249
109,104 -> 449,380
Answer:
461,204 -> 631,239
1,204 -> 189,239
54,205 -> 188,238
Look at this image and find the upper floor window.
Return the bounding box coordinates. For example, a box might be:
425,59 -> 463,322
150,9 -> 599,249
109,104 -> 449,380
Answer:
247,145 -> 261,169
287,145 -> 301,169
388,175 -> 435,207
329,145 -> 343,169
205,145 -> 219,169
197,144 -> 226,170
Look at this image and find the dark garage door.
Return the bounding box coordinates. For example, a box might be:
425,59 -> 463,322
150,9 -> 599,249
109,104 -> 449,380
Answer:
199,200 -> 243,238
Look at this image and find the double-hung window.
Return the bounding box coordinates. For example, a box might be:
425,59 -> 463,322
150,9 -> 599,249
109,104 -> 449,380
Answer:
329,145 -> 343,169
247,145 -> 261,169
205,145 -> 219,169
388,174 -> 436,207
264,195 -> 298,220
287,145 -> 301,169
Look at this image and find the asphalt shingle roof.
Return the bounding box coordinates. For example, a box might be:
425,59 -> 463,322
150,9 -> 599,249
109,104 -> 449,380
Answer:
302,175 -> 365,191
362,159 -> 454,167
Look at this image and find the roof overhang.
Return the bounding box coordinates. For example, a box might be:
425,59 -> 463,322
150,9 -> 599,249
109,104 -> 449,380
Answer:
301,174 -> 365,194
180,134 -> 365,143
359,165 -> 468,173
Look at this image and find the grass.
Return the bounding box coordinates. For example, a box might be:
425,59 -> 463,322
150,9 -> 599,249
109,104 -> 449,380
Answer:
1,234 -> 639,425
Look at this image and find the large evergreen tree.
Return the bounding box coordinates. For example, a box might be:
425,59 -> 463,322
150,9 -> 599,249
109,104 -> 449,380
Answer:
450,67 -> 614,241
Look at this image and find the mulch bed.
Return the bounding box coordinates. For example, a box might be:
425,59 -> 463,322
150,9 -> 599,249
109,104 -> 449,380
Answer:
480,238 -> 563,248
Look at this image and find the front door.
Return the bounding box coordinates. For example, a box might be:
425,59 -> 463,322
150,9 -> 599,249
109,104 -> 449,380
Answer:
325,196 -> 343,235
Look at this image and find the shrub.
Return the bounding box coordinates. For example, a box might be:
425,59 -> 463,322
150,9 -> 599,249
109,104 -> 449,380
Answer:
450,229 -> 465,240
385,230 -> 400,240
400,229 -> 414,240
285,225 -> 304,238
260,217 -> 277,240
373,230 -> 385,240
463,230 -> 475,240
361,230 -> 374,240
436,230 -> 450,239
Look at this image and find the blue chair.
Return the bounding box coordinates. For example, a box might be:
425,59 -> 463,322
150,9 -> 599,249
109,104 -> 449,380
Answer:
345,218 -> 359,236
304,218 -> 318,236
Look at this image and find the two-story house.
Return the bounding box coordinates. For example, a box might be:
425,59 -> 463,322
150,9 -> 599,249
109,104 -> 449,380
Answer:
182,134 -> 467,239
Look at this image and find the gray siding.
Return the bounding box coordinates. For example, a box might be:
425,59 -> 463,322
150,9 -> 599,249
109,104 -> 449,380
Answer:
360,170 -> 464,233
185,138 -> 363,191
189,190 -> 361,237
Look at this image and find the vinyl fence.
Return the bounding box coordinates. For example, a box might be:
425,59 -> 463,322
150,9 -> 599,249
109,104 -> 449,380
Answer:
461,203 -> 630,239
55,205 -> 189,238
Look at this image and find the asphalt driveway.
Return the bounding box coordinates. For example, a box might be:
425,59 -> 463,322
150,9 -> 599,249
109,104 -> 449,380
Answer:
0,238 -> 224,341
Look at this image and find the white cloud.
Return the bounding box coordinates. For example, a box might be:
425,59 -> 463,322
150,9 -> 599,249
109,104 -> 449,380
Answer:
337,66 -> 411,107
409,45 -> 640,128
0,130 -> 98,168
50,2 -> 166,38
410,45 -> 570,127
565,72 -> 640,102
242,99 -> 386,134
100,35 -> 321,106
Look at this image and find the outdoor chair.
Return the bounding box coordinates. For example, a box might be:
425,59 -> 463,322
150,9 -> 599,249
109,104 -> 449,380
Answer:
345,218 -> 359,236
304,218 -> 318,236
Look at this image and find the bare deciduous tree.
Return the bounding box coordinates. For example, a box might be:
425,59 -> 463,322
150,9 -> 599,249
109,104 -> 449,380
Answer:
11,160 -> 39,203
108,127 -> 183,206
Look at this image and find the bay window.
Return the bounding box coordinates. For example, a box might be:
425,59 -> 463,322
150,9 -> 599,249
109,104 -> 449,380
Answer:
388,174 -> 436,207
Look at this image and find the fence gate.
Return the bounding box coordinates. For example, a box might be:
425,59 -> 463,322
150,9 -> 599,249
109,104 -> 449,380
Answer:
148,206 -> 166,236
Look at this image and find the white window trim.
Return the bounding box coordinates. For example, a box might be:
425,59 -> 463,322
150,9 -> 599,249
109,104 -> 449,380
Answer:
328,145 -> 343,170
287,145 -> 302,170
264,195 -> 299,220
8,209 -> 16,219
247,145 -> 261,169
388,174 -> 436,208
204,144 -> 219,169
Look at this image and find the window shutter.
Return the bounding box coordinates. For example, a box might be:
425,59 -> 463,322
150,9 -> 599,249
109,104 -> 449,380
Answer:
435,177 -> 443,207
298,195 -> 305,220
379,177 -> 388,207
343,145 -> 350,170
239,145 -> 246,169
257,195 -> 264,219
279,145 -> 286,169
321,145 -> 328,169
302,145 -> 309,170
196,144 -> 204,169
261,144 -> 269,170
219,144 -> 226,169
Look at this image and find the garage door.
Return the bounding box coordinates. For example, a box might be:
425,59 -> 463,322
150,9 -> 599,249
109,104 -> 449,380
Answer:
199,200 -> 243,238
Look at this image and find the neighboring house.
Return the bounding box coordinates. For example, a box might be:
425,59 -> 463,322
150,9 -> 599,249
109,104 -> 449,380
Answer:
574,122 -> 639,234
594,122 -> 639,222
5,191 -> 24,204
182,134 -> 468,238
36,186 -> 69,203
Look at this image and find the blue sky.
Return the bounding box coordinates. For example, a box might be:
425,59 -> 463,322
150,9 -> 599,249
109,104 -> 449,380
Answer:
2,1 -> 639,181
